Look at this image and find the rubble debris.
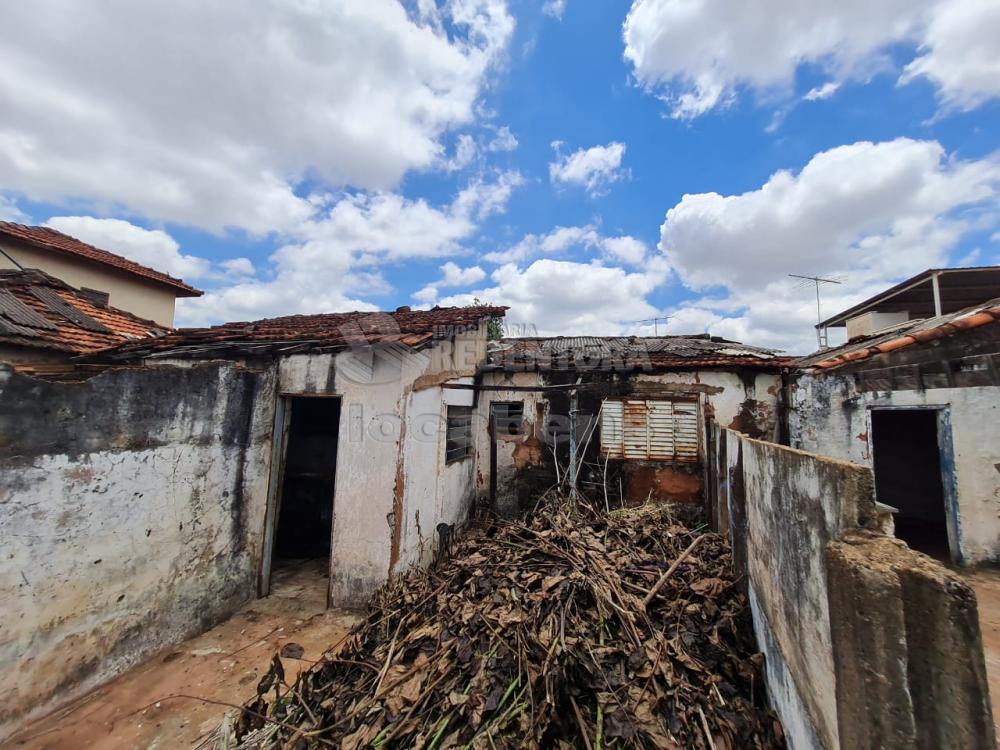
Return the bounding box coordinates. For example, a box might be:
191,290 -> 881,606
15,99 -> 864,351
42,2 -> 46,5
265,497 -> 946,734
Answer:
235,500 -> 784,749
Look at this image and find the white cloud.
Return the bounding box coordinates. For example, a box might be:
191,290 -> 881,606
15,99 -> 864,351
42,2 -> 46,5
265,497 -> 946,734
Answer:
542,0 -> 566,20
179,170 -> 521,325
549,142 -> 627,195
487,126 -> 519,152
900,0 -> 1000,113
44,216 -> 213,280
600,235 -> 648,264
482,224 -> 649,266
411,260 -> 486,304
221,257 -> 256,278
440,261 -> 487,286
804,82 -> 842,102
439,257 -> 670,335
0,0 -> 514,233
442,134 -> 478,172
623,0 -> 1000,119
656,138 -> 1000,352
0,195 -> 28,223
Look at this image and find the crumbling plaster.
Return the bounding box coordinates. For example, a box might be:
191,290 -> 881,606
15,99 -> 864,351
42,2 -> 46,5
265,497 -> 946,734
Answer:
789,372 -> 1000,564
0,362 -> 275,740
273,328 -> 487,606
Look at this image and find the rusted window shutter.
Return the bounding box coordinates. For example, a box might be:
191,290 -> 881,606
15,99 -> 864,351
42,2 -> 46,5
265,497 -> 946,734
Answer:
601,398 -> 699,462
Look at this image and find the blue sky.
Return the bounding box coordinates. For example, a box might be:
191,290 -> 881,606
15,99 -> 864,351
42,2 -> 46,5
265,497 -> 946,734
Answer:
2,0 -> 999,352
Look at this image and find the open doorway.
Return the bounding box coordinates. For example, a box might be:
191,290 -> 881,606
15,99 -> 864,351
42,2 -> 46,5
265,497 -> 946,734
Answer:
265,396 -> 340,607
870,408 -> 955,563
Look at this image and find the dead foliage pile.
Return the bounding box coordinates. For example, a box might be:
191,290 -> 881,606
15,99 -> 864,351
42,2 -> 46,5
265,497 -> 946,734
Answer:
236,501 -> 784,749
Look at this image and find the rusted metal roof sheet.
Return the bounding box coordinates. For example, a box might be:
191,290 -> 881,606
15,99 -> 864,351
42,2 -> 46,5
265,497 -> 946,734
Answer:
487,335 -> 788,372
0,222 -> 202,296
0,269 -> 167,356
97,305 -> 508,361
798,296 -> 1000,371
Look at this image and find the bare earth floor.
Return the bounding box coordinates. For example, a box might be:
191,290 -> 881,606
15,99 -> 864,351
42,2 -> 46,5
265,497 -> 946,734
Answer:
964,568 -> 1000,742
3,559 -> 360,750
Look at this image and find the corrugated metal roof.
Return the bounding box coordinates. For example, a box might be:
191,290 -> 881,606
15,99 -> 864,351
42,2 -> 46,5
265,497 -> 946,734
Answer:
486,335 -> 787,372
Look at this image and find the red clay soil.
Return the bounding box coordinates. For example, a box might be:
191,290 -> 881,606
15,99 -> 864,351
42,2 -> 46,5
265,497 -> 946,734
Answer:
3,560 -> 359,750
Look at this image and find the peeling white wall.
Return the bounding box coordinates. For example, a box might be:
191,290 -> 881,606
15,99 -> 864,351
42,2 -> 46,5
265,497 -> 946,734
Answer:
0,362 -> 274,740
272,328 -> 488,605
789,373 -> 1000,564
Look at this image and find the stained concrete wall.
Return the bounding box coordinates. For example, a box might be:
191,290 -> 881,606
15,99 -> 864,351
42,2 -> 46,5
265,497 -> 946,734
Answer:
789,372 -> 1000,564
709,423 -> 995,749
0,326 -> 490,738
476,368 -> 781,513
0,362 -> 274,739
271,328 -> 487,605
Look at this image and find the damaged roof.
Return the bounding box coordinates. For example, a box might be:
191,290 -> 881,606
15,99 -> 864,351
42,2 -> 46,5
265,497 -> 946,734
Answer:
0,222 -> 203,297
0,269 -> 169,355
97,305 -> 508,361
798,296 -> 1000,370
485,335 -> 789,372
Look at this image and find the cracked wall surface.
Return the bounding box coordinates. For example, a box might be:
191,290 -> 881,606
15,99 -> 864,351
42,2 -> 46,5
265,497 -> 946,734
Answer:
0,362 -> 275,740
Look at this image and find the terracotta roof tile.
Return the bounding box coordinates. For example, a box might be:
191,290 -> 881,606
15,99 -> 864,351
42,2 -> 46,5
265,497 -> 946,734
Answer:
798,297 -> 1000,371
0,222 -> 202,296
0,269 -> 169,356
98,305 -> 508,360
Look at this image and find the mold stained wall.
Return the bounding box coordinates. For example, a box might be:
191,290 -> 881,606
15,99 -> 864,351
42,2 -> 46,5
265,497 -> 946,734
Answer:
630,370 -> 782,439
474,372 -> 549,516
275,326 -> 487,606
789,372 -> 1000,564
0,362 -> 275,739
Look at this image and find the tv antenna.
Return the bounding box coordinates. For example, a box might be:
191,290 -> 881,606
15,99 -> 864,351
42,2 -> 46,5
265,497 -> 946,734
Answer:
632,316 -> 672,336
789,274 -> 842,349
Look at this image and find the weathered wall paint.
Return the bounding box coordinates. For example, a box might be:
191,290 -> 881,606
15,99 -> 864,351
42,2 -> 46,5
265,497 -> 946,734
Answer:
738,434 -> 876,749
632,370 -> 781,439
0,362 -> 274,739
1,325 -> 489,738
474,369 -> 782,512
273,328 -> 488,605
709,425 -> 994,750
789,372 -> 1000,564
474,372 -> 548,517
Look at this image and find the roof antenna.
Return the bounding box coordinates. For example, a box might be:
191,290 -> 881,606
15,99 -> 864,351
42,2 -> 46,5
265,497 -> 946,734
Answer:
789,274 -> 841,349
631,316 -> 672,336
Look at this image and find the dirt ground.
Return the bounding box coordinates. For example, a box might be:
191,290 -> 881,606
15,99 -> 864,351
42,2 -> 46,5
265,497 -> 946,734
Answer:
3,559 -> 360,750
964,568 -> 1000,741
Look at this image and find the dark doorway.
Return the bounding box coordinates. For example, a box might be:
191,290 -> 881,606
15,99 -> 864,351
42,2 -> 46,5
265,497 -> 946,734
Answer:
871,409 -> 950,561
271,397 -> 339,591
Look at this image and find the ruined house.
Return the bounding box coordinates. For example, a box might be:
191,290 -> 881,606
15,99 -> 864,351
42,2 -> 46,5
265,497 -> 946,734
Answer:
472,334 -> 790,515
0,268 -> 168,370
0,221 -> 203,326
0,304 -> 504,736
789,267 -> 1000,565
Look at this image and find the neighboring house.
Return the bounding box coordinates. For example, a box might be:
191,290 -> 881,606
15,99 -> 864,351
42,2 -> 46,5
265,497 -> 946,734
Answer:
0,222 -> 202,326
0,268 -> 167,369
790,268 -> 1000,565
0,304 -> 505,734
472,335 -> 790,516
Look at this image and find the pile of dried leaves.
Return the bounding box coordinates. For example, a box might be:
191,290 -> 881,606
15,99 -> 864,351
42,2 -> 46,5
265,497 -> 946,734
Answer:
236,500 -> 784,749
